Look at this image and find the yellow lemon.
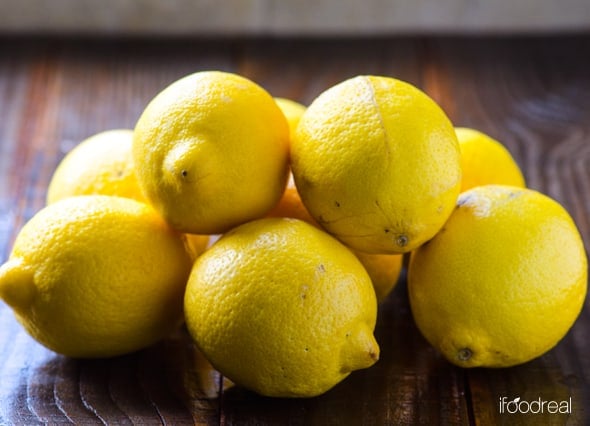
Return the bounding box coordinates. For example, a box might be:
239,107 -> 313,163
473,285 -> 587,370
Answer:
408,185 -> 587,368
456,127 -> 526,191
275,97 -> 306,140
0,196 -> 193,358
268,174 -> 402,302
184,218 -> 379,397
47,129 -> 146,204
291,75 -> 461,254
133,71 -> 290,234
354,251 -> 403,302
182,233 -> 210,262
267,173 -> 318,225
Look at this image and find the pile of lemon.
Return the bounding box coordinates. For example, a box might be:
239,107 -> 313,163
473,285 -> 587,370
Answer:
0,71 -> 587,398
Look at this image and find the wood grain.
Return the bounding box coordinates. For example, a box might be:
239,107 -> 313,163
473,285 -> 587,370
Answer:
0,36 -> 589,425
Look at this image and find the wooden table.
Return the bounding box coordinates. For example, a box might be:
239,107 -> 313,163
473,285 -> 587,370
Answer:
0,36 -> 589,425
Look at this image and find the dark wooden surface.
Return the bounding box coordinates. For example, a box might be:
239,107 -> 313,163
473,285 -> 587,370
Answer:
0,36 -> 589,425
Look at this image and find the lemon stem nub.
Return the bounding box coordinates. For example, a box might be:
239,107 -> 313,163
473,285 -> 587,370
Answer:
0,258 -> 36,312
340,326 -> 380,373
458,348 -> 473,362
396,234 -> 408,248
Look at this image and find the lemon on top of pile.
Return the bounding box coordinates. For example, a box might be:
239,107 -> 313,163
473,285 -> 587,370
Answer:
184,217 -> 379,398
408,185 -> 587,367
456,127 -> 525,191
291,75 -> 461,254
133,71 -> 290,235
0,196 -> 192,358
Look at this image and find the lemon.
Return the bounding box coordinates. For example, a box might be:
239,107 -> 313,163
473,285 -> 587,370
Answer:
456,127 -> 526,191
291,75 -> 461,254
354,251 -> 403,302
182,233 -> 210,262
275,97 -> 306,140
267,173 -> 318,225
0,195 -> 193,358
133,71 -> 290,234
47,129 -> 146,204
184,218 -> 379,397
268,174 -> 402,302
408,185 -> 587,368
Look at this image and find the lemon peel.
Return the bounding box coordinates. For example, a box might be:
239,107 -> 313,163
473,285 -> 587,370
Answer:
0,195 -> 193,358
408,185 -> 587,367
455,127 -> 525,191
133,71 -> 290,234
0,258 -> 35,311
291,75 -> 461,254
184,218 -> 379,397
46,129 -> 145,204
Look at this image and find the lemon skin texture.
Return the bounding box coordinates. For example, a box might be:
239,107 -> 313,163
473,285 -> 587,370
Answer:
455,127 -> 525,192
291,75 -> 461,254
0,196 -> 193,358
267,174 -> 403,303
133,71 -> 290,234
47,129 -> 146,204
408,185 -> 587,368
184,218 -> 379,397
